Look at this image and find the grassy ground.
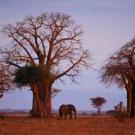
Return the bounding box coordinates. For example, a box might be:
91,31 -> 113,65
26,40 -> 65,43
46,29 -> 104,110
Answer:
0,115 -> 135,135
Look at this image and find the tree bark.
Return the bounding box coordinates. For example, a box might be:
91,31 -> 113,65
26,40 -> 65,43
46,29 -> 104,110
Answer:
97,107 -> 101,115
31,82 -> 53,118
130,80 -> 135,118
31,93 -> 39,117
127,89 -> 132,114
31,84 -> 45,118
44,84 -> 52,117
122,75 -> 132,114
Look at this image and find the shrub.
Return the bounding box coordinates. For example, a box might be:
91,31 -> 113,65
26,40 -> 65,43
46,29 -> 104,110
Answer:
113,102 -> 127,122
0,114 -> 4,119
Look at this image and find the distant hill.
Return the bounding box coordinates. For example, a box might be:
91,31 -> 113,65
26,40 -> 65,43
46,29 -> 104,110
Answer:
0,109 -> 30,114
0,108 -> 113,116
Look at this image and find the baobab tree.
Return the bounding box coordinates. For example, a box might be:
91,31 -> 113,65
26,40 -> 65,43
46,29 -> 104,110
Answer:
14,64 -> 61,117
100,38 -> 135,117
90,97 -> 107,115
1,13 -> 91,118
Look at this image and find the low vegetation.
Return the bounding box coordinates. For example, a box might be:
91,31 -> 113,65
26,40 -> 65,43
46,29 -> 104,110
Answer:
113,102 -> 128,122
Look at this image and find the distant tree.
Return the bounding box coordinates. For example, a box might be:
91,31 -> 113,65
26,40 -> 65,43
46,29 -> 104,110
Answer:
100,38 -> 135,118
1,12 -> 91,118
90,97 -> 107,115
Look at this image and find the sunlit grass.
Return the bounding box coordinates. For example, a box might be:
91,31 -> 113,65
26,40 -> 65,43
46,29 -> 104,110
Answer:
0,115 -> 135,135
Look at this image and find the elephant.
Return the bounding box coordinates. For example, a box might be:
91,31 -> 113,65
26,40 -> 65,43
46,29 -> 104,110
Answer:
58,104 -> 76,119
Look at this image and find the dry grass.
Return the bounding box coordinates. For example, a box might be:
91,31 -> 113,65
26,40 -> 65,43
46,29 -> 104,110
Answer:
0,115 -> 135,135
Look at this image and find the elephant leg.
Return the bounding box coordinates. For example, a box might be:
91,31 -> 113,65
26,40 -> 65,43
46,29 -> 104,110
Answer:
69,112 -> 72,119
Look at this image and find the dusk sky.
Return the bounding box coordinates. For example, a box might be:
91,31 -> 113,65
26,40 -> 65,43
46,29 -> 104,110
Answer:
0,0 -> 135,111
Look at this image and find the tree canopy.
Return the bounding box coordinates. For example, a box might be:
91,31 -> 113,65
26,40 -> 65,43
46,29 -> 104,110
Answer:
2,13 -> 90,81
0,12 -> 91,118
90,96 -> 107,115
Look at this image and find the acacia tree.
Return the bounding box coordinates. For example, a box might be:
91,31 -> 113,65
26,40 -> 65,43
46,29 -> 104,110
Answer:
101,57 -> 132,113
100,38 -> 135,117
90,97 -> 107,115
1,13 -> 91,118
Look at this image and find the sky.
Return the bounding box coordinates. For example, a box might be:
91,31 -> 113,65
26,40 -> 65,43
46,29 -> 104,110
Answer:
0,0 -> 135,111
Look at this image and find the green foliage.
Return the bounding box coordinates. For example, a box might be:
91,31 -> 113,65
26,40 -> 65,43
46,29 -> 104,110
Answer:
14,65 -> 54,85
14,65 -> 61,97
14,65 -> 47,86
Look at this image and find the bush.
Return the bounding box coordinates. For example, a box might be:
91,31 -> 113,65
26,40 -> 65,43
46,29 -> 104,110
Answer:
0,114 -> 4,119
114,110 -> 127,122
113,102 -> 127,122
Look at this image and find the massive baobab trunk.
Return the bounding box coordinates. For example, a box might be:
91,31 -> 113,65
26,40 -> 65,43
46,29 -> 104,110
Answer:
32,85 -> 45,118
31,93 -> 39,117
31,82 -> 53,118
44,86 -> 52,117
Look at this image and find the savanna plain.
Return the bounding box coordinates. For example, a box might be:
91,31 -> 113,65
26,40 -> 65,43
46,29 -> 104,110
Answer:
0,115 -> 135,135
